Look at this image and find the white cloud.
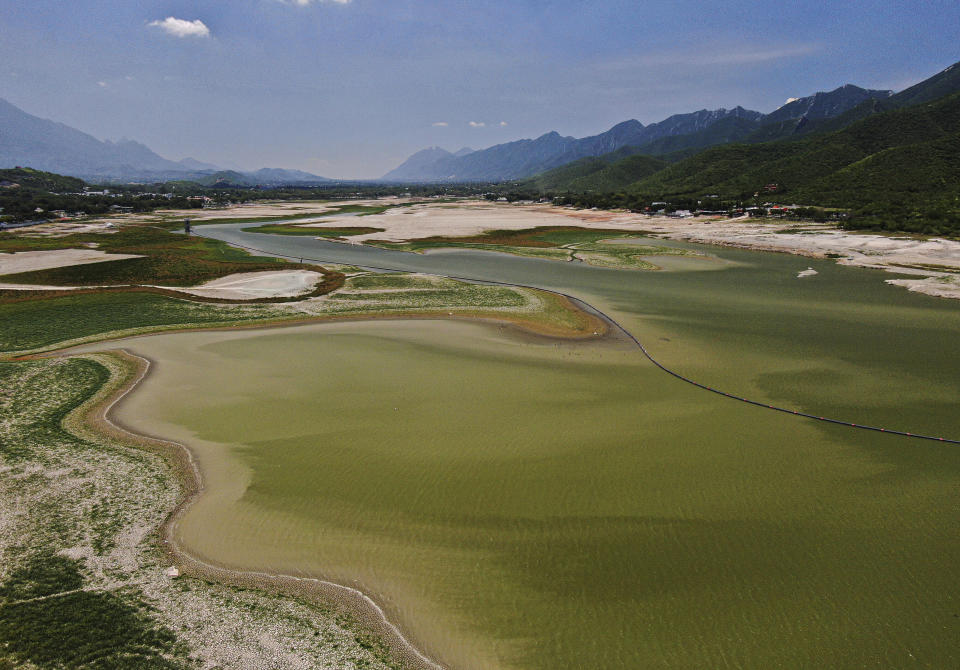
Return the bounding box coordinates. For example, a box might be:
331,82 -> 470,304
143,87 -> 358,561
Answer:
148,17 -> 211,38
499,121 -> 508,127
432,121 -> 449,127
97,81 -> 108,88
468,121 -> 485,127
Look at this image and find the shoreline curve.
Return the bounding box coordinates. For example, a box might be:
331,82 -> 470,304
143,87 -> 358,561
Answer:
70,348 -> 450,670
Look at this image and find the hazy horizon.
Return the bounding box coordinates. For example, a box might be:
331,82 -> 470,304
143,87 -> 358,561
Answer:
2,0 -> 958,178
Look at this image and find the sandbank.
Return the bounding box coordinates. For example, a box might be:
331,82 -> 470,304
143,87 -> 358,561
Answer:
0,248 -> 142,274
166,269 -> 327,300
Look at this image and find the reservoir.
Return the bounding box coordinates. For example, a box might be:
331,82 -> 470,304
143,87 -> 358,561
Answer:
89,225 -> 960,669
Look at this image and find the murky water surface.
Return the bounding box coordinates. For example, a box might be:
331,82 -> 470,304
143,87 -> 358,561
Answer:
97,225 -> 960,669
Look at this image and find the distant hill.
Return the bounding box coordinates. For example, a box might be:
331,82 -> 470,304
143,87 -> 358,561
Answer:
527,61 -> 960,196
383,147 -> 458,181
526,151 -> 667,192
762,85 -> 892,125
0,98 -> 331,184
178,157 -> 222,171
620,88 -> 960,232
0,167 -> 85,192
383,82 -> 900,183
886,61 -> 960,108
247,168 -> 331,185
384,108 -> 764,181
0,98 -> 190,179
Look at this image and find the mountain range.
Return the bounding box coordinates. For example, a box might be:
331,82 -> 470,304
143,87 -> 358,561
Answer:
527,60 -> 960,199
0,98 -> 331,185
383,85 -> 894,182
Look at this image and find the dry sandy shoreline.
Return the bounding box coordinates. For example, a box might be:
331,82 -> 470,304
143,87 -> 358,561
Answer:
15,198 -> 958,299
285,200 -> 960,300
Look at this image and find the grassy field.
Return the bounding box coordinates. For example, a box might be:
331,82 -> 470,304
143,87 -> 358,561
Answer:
0,272 -> 601,356
0,292 -> 295,353
364,226 -> 701,270
0,356 -> 407,669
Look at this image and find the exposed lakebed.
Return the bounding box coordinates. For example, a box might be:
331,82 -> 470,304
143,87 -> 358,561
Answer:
82,225 -> 960,669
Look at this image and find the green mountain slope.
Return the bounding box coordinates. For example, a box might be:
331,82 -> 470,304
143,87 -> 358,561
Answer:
526,155 -> 624,191
631,91 -> 960,201
635,115 -> 764,157
0,167 -> 85,192
889,62 -> 960,108
793,132 -> 960,208
560,155 -> 669,192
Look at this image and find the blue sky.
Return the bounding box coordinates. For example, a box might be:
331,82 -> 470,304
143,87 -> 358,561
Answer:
1,0 -> 958,177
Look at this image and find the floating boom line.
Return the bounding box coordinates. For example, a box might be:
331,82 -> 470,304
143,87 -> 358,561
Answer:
195,230 -> 960,446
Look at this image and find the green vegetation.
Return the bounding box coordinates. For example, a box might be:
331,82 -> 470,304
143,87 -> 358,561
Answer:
0,555 -> 191,669
0,225 -> 312,287
527,154 -> 666,192
0,170 -> 205,224
624,92 -> 960,234
0,167 -> 85,193
0,166 -> 490,225
0,292 -> 291,353
0,358 -> 193,669
0,267 -> 598,355
559,155 -> 668,192
571,242 -> 692,270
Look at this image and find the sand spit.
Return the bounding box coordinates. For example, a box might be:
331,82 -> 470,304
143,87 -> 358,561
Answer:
886,275 -> 960,300
0,248 -> 142,274
166,270 -> 327,300
0,269 -> 331,302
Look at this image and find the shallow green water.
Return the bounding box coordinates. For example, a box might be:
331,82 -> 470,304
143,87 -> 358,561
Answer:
98,231 -> 960,669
